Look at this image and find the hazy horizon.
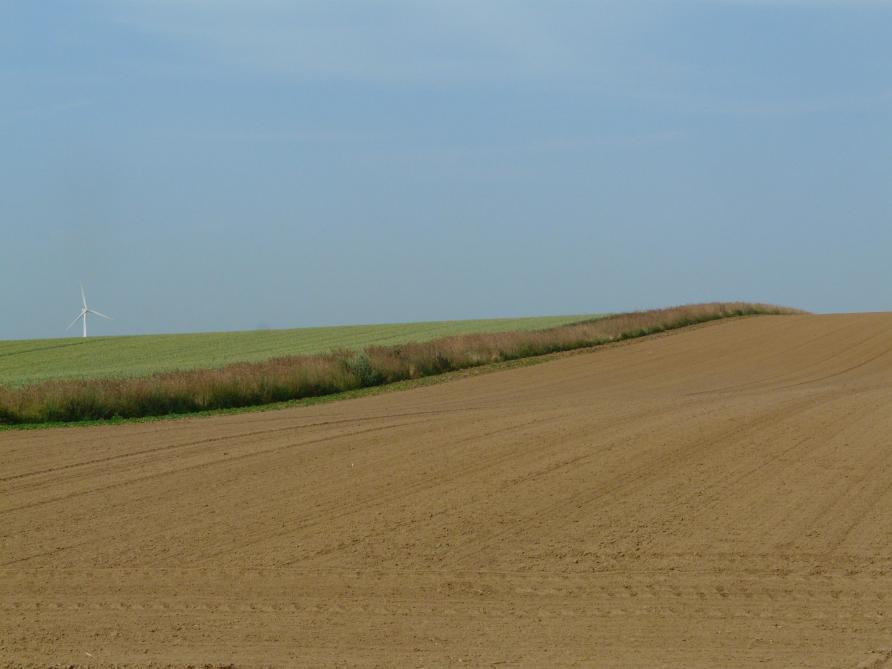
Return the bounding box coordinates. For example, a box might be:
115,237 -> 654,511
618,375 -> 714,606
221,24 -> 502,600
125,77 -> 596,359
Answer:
3,308 -> 607,343
3,1 -> 890,340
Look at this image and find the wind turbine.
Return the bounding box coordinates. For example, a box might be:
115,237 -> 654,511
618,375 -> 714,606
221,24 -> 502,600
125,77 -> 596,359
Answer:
67,283 -> 112,338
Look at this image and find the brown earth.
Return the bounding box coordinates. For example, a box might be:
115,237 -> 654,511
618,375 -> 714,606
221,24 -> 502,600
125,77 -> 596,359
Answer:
3,313 -> 892,668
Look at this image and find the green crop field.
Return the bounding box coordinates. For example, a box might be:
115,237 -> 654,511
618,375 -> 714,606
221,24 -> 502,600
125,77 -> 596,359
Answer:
0,314 -> 600,387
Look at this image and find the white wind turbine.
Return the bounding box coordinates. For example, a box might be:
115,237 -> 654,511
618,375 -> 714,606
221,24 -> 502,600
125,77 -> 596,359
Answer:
67,283 -> 113,338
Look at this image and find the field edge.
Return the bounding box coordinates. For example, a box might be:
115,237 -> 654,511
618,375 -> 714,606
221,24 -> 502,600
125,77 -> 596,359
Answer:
0,312 -> 798,432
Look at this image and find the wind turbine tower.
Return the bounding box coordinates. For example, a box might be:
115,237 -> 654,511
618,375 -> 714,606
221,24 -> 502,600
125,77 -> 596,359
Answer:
67,283 -> 113,338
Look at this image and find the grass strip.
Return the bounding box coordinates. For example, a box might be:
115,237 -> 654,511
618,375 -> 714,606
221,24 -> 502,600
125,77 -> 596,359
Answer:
0,302 -> 802,427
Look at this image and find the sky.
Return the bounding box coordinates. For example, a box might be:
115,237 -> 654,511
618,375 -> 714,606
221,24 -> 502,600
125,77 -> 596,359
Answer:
1,0 -> 891,340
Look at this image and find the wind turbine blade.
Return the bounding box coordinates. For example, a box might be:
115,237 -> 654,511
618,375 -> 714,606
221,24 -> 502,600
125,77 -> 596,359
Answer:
80,282 -> 87,309
88,309 -> 113,320
66,311 -> 84,331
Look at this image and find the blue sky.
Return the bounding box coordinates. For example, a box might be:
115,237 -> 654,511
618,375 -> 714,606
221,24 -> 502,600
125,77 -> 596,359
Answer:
2,1 -> 890,339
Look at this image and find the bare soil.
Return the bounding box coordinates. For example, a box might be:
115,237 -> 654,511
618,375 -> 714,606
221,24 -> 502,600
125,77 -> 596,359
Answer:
3,313 -> 892,667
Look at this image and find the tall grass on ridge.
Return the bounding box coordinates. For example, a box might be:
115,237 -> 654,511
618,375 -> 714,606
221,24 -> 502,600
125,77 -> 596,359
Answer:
0,302 -> 802,425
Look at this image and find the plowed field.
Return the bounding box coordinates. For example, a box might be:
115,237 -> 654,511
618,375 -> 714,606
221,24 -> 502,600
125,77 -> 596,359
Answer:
4,313 -> 892,667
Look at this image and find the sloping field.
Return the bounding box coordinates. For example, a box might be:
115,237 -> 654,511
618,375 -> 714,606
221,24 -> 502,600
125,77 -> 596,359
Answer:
0,314 -> 597,386
3,312 -> 892,667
